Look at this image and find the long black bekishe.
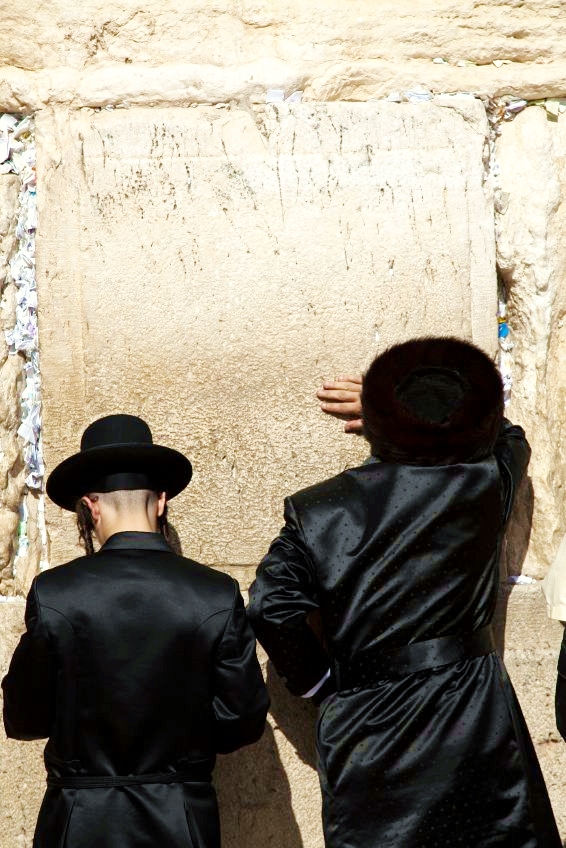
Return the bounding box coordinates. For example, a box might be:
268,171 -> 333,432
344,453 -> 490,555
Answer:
249,336 -> 562,848
3,413 -> 270,848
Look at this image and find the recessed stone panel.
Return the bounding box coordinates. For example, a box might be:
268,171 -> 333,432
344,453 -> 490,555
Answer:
36,100 -> 497,566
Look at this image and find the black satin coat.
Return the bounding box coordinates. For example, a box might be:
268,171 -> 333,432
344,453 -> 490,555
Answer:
3,532 -> 269,848
248,423 -> 562,847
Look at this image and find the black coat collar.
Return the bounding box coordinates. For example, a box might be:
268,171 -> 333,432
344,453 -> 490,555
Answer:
100,531 -> 172,553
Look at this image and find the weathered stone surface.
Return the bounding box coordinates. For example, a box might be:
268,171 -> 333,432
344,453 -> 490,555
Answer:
216,646 -> 323,848
494,584 -> 563,746
6,0 -> 566,72
35,99 -> 496,567
496,106 -> 566,579
3,2 -> 566,110
0,177 -> 19,289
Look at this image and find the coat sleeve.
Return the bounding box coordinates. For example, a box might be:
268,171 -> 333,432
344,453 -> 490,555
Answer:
247,497 -> 332,698
2,578 -> 56,740
211,586 -> 270,754
493,419 -> 531,524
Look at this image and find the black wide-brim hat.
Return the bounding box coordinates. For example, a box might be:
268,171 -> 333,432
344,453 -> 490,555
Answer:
362,337 -> 504,465
46,414 -> 193,511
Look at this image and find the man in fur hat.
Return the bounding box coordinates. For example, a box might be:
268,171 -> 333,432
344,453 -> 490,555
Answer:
3,414 -> 269,848
248,337 -> 561,848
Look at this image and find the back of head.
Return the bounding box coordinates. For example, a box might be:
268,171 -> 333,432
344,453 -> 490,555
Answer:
98,489 -> 158,514
75,488 -> 174,555
362,337 -> 503,465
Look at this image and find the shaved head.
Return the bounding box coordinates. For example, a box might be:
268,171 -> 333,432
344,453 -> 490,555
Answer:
78,488 -> 168,552
96,489 -> 159,513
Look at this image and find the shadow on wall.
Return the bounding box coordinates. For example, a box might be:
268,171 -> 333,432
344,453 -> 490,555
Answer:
493,475 -> 534,657
214,663 -> 319,848
169,525 -> 318,845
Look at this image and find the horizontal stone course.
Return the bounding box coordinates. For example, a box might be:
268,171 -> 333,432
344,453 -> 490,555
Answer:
3,1 -> 566,110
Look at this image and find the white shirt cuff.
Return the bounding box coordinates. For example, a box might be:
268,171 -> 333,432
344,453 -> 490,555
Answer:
301,668 -> 331,699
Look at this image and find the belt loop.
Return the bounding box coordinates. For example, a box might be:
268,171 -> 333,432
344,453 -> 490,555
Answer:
332,659 -> 342,691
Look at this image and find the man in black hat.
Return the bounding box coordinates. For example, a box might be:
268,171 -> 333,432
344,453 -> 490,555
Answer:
248,338 -> 561,848
3,414 -> 269,848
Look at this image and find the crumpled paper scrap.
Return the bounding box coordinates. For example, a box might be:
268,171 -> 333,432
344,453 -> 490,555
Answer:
1,114 -> 44,493
404,87 -> 433,104
507,575 -> 537,585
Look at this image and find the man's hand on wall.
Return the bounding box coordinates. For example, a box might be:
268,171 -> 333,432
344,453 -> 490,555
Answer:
317,375 -> 363,433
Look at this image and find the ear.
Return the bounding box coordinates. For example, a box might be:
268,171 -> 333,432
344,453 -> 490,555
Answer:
156,491 -> 167,518
82,494 -> 101,522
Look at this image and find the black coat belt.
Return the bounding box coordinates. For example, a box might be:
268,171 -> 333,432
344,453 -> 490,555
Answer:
333,625 -> 495,690
47,765 -> 212,789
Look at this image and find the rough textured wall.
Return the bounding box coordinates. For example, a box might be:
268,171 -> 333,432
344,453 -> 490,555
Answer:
36,99 -> 496,566
3,1 -> 566,110
497,105 -> 566,579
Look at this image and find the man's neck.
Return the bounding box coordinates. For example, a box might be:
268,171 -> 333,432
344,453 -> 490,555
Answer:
97,514 -> 158,546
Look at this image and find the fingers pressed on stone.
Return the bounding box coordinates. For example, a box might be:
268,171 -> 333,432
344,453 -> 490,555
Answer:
320,401 -> 361,415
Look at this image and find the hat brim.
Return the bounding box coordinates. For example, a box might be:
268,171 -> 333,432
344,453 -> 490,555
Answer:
46,443 -> 193,511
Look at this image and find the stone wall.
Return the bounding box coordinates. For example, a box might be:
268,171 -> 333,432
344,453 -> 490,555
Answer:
3,1 -> 566,109
36,98 -> 496,564
1,2 -> 566,845
497,105 -> 566,578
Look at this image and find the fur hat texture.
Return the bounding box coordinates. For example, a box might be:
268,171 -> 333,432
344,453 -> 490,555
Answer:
362,337 -> 504,465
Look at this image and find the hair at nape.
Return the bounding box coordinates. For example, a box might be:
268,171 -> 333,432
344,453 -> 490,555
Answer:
75,489 -> 172,555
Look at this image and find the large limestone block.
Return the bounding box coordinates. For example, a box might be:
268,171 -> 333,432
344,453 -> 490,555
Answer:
36,100 -> 497,567
216,647 -> 323,848
9,0 -> 566,72
496,585 -> 563,743
496,106 -> 566,578
0,175 -> 19,282
3,2 -> 566,110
